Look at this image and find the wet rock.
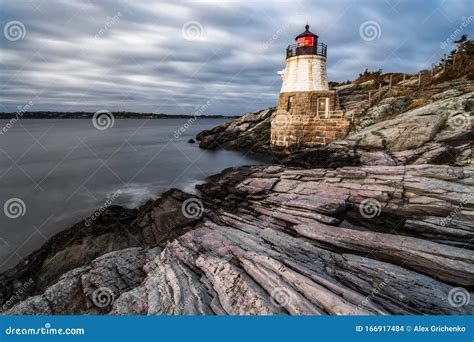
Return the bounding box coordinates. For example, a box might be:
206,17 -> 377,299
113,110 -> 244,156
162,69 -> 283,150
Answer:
0,189 -> 200,308
5,164 -> 472,315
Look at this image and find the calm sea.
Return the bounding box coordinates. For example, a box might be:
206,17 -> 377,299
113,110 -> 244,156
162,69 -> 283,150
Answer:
0,118 -> 268,271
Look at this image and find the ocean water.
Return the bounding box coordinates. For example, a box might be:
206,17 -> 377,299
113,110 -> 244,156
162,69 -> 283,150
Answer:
0,118 -> 268,271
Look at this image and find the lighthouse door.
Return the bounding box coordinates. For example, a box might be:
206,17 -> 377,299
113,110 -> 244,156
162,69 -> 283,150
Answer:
317,97 -> 329,118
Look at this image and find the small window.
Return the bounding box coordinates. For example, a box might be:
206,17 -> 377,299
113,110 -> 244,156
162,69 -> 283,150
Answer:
318,97 -> 327,113
287,96 -> 294,111
316,97 -> 329,117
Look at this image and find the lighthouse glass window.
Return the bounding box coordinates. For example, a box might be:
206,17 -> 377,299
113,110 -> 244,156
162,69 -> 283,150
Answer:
297,36 -> 314,47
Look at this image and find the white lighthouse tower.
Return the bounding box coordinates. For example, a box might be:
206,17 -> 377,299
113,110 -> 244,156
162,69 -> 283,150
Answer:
271,25 -> 348,153
279,24 -> 329,94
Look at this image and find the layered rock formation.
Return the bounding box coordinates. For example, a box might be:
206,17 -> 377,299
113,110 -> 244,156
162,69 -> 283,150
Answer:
0,189 -> 200,311
3,164 -> 473,315
197,78 -> 473,168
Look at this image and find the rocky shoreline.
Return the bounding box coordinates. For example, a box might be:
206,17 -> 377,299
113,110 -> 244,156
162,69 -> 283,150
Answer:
1,163 -> 472,315
1,76 -> 472,316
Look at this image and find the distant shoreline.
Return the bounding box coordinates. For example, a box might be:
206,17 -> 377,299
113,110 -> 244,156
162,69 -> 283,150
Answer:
0,112 -> 239,120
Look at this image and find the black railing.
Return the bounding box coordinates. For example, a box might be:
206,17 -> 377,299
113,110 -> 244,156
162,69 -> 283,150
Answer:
286,42 -> 327,59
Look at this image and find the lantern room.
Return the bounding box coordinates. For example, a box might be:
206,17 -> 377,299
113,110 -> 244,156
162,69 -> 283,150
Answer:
286,24 -> 327,59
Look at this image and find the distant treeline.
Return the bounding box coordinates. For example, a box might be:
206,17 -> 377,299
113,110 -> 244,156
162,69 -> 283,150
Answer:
0,112 -> 237,119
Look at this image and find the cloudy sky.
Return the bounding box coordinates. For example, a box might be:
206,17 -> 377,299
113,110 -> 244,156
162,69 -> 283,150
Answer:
0,0 -> 472,115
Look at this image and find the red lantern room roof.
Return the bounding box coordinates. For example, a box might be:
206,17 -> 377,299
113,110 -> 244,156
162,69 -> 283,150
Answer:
295,24 -> 318,40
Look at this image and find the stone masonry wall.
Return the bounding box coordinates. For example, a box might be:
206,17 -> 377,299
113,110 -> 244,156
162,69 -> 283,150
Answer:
271,110 -> 351,152
277,91 -> 337,115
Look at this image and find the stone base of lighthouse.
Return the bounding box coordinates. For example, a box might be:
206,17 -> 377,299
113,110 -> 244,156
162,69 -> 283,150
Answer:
271,90 -> 351,153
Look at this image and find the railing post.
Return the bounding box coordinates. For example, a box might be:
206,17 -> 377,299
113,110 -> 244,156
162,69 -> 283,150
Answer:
389,74 -> 392,95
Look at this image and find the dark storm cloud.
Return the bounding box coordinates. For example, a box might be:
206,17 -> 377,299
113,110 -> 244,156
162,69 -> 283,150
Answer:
0,0 -> 472,115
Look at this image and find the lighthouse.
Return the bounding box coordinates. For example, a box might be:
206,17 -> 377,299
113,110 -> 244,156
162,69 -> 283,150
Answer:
280,25 -> 328,94
271,25 -> 350,152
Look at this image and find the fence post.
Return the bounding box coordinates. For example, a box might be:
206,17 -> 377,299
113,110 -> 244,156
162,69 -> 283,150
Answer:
389,74 -> 392,95
418,71 -> 421,88
431,65 -> 434,80
368,91 -> 371,106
